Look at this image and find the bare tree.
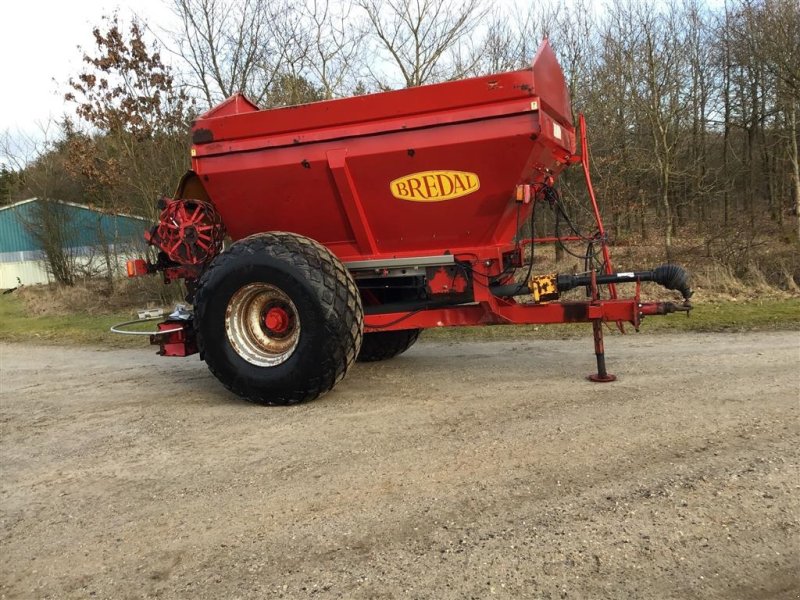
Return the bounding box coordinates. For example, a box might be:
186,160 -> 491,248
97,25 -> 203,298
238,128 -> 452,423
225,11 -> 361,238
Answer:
734,0 -> 800,238
630,2 -> 692,253
684,0 -> 715,223
471,5 -> 532,75
300,0 -> 366,99
21,200 -> 79,286
170,0 -> 305,107
357,0 -> 488,88
2,127 -> 81,286
584,3 -> 649,239
547,0 -> 598,118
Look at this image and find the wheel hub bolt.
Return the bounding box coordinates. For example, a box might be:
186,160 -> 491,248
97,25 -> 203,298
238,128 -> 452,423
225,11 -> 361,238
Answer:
264,307 -> 290,333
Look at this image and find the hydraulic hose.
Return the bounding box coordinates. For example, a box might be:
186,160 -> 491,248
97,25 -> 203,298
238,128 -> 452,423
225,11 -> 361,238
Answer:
650,264 -> 693,301
490,264 -> 693,302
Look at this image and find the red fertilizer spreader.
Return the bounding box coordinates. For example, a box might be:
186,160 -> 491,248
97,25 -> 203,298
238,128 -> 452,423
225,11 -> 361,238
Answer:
120,41 -> 692,405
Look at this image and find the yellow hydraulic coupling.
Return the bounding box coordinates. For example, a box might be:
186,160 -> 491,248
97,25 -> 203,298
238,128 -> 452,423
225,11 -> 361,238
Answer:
528,273 -> 560,303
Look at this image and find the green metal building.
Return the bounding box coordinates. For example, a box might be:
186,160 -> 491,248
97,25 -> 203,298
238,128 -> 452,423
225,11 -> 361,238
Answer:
0,198 -> 148,288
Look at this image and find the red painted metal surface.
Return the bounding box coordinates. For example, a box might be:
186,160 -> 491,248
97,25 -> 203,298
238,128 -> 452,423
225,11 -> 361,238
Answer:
126,258 -> 148,277
129,37 -> 691,381
145,198 -> 225,266
138,39 -> 691,382
189,41 -> 574,265
150,321 -> 197,357
264,307 -> 290,334
360,295 -> 670,331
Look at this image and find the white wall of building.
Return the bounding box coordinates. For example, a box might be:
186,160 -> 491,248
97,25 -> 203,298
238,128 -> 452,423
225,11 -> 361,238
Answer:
0,246 -> 141,289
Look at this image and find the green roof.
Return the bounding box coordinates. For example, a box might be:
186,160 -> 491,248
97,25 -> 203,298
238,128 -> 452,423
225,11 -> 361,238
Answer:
0,199 -> 148,255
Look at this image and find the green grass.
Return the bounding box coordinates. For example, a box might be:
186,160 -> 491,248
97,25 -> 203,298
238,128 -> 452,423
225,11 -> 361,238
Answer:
422,297 -> 800,341
0,294 -> 157,348
628,298 -> 800,332
0,293 -> 798,347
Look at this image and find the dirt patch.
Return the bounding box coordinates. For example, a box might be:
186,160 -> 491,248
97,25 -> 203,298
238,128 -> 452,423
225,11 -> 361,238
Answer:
1,332 -> 798,599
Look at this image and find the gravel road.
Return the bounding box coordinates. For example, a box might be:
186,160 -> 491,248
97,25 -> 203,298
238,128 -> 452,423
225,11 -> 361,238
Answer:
1,331 -> 798,599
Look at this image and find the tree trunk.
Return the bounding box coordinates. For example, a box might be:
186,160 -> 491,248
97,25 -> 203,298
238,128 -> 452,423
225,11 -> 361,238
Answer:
722,12 -> 731,225
790,103 -> 800,241
662,169 -> 672,257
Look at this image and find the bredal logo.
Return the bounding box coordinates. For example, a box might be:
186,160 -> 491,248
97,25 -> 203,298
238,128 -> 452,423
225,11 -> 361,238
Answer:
390,170 -> 480,202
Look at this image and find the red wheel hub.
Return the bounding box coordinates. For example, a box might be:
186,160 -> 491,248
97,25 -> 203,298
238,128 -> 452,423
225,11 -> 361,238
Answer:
264,307 -> 290,334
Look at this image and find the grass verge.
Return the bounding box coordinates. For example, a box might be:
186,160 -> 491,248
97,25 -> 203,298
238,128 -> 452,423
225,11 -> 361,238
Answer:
424,297 -> 800,341
1,293 -> 798,348
0,293 -> 156,348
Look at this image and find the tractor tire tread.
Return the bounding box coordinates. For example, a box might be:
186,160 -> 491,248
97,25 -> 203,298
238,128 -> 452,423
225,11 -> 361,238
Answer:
357,329 -> 421,362
194,232 -> 363,405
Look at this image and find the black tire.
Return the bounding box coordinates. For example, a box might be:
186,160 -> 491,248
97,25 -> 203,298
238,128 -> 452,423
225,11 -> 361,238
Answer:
357,329 -> 421,362
194,232 -> 363,405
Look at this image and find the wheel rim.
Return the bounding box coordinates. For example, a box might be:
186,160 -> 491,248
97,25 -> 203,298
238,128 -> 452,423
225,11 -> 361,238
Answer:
225,283 -> 301,367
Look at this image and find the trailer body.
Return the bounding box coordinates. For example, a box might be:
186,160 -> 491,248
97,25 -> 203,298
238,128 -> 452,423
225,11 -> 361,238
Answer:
189,42 -> 573,264
123,41 -> 692,404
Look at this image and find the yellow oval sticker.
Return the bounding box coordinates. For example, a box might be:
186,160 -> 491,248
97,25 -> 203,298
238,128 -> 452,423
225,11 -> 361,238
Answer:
390,170 -> 480,202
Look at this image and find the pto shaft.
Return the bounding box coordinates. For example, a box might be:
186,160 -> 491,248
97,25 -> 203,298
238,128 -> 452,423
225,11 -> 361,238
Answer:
491,264 -> 693,302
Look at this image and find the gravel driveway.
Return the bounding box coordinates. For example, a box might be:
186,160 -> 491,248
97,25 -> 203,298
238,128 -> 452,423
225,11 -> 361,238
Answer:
1,331 -> 798,599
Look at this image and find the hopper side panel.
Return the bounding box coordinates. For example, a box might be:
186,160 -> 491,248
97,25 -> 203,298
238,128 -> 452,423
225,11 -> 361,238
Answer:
194,111 -> 574,261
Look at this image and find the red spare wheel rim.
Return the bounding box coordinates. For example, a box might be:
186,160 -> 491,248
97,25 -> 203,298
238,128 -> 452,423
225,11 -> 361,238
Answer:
224,283 -> 301,367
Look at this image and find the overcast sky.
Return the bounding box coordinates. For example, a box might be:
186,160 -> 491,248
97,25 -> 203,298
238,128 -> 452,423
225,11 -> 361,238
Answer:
1,0 -> 176,146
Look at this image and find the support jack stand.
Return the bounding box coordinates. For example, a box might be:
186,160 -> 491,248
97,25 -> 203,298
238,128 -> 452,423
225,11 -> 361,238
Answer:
588,319 -> 617,382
